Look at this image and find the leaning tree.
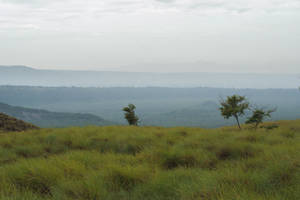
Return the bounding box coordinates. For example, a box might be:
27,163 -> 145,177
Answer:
219,95 -> 249,129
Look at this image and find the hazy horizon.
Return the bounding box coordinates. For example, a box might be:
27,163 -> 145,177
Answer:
1,0 -> 300,73
1,64 -> 300,75
0,65 -> 299,89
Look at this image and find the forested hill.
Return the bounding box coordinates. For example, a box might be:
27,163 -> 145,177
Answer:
0,102 -> 114,128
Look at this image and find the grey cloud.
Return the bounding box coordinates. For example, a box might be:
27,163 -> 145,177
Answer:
1,0 -> 300,14
155,0 -> 176,3
0,0 -> 300,73
188,1 -> 225,9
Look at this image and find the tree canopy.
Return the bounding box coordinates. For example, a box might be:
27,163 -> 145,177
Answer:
123,104 -> 139,126
246,108 -> 276,129
219,95 -> 249,129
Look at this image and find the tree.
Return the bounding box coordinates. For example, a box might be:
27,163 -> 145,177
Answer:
219,95 -> 249,129
123,104 -> 139,126
246,107 -> 276,129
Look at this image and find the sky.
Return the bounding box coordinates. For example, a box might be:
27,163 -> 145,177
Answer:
0,0 -> 300,73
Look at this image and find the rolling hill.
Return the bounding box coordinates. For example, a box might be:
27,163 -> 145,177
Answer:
0,112 -> 38,132
0,102 -> 114,128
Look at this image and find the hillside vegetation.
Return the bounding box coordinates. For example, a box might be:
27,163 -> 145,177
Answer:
0,120 -> 299,199
0,113 -> 38,132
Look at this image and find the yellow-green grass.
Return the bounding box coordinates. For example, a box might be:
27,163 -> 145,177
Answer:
0,120 -> 299,200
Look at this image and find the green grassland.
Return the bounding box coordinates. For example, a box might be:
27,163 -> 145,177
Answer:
0,120 -> 299,200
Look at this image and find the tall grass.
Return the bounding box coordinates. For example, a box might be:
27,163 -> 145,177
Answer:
0,120 -> 299,199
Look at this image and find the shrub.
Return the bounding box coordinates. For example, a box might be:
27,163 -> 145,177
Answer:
6,162 -> 61,195
105,165 -> 151,191
0,148 -> 17,164
162,153 -> 197,169
14,145 -> 45,158
54,174 -> 107,200
280,131 -> 295,138
215,143 -> 259,160
246,108 -> 276,129
261,124 -> 279,130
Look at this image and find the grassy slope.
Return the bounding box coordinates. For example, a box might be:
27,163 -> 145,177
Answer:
0,120 -> 299,200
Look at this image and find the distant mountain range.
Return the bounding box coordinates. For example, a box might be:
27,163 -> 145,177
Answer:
1,86 -> 299,128
0,102 -> 113,128
0,65 -> 299,89
142,101 -> 236,128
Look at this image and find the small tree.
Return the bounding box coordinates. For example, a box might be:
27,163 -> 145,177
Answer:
219,95 -> 249,129
123,104 -> 139,126
246,108 -> 276,129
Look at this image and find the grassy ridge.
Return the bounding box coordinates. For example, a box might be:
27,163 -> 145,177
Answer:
0,121 -> 299,199
0,113 -> 38,132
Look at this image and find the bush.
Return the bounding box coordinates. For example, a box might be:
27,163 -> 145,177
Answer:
105,165 -> 151,191
214,143 -> 259,160
54,174 -> 107,200
6,162 -> 61,195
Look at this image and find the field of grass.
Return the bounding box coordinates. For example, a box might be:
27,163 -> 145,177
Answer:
0,120 -> 299,200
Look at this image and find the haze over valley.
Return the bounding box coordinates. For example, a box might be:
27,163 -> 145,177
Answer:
0,65 -> 299,89
1,84 -> 299,128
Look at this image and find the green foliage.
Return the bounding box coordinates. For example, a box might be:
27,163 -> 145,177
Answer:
123,104 -> 139,126
0,120 -> 298,199
219,95 -> 250,129
246,108 -> 276,129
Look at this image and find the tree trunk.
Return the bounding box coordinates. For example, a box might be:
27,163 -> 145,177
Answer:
235,115 -> 241,129
255,122 -> 259,130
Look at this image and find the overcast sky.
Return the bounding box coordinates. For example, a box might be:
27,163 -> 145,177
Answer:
0,0 -> 300,73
